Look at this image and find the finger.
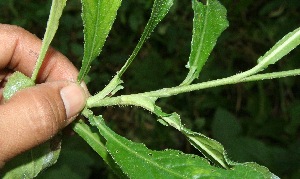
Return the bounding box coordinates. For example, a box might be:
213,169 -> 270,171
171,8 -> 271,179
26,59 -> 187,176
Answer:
0,81 -> 86,165
0,24 -> 79,83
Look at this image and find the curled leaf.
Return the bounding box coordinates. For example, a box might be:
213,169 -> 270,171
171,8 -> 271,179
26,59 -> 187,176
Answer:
257,27 -> 300,71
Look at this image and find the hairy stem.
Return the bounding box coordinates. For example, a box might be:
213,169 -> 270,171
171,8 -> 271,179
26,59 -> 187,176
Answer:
87,68 -> 300,108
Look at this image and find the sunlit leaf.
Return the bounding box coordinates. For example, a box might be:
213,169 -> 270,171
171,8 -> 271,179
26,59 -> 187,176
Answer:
31,0 -> 67,81
78,0 -> 122,82
2,137 -> 61,179
181,0 -> 228,85
257,27 -> 300,71
118,0 -> 174,76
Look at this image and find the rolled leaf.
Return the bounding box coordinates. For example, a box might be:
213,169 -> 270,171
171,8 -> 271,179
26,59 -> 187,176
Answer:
257,27 -> 300,71
154,106 -> 232,169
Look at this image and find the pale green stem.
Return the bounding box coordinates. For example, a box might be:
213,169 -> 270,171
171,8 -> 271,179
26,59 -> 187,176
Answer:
87,68 -> 300,108
31,0 -> 67,81
72,119 -> 108,162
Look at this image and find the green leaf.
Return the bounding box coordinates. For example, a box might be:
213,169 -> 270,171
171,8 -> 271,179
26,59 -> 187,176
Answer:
117,0 -> 174,76
1,136 -> 61,179
153,107 -> 232,169
86,92 -> 276,177
36,134 -> 97,179
257,27 -> 300,71
181,0 -> 229,85
31,0 -> 67,81
153,106 -> 279,179
3,71 -> 35,101
78,0 -> 122,82
84,110 -> 278,179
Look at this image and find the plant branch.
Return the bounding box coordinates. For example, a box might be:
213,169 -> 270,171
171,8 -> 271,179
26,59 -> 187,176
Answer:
90,26 -> 300,107
87,68 -> 300,108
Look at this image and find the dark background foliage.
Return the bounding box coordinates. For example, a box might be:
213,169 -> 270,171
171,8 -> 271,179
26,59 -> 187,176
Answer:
1,0 -> 300,178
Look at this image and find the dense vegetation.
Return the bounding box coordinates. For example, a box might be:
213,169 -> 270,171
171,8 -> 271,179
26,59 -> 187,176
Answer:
0,0 -> 299,178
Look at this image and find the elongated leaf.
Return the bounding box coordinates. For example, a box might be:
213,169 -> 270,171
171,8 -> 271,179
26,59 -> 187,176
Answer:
86,92 -> 277,178
181,0 -> 228,85
31,0 -> 67,81
1,137 -> 61,179
78,0 -> 122,82
118,0 -> 174,76
84,110 -> 278,178
154,106 -> 232,169
257,27 -> 300,70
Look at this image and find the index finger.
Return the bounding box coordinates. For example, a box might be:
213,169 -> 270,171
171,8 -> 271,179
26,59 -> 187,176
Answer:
0,24 -> 79,83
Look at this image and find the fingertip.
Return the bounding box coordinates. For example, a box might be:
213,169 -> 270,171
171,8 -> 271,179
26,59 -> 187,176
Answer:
60,83 -> 86,120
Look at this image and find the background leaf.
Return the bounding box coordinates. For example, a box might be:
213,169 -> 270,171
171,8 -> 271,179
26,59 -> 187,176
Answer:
181,0 -> 228,85
1,136 -> 61,179
78,0 -> 122,82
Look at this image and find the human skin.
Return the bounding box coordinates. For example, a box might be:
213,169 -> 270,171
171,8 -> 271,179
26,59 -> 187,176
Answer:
0,24 -> 86,168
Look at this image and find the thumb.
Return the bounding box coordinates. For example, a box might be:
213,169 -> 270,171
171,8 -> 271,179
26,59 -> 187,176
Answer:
0,81 -> 86,165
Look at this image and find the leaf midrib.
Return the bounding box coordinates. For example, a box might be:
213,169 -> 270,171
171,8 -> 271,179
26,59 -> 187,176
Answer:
192,2 -> 209,68
100,123 -> 187,178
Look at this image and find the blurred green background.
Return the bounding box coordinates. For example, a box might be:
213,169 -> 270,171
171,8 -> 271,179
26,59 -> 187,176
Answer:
1,0 -> 300,178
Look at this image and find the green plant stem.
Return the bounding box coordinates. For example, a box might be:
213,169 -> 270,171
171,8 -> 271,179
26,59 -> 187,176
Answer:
75,109 -> 127,177
72,119 -> 108,161
87,68 -> 300,108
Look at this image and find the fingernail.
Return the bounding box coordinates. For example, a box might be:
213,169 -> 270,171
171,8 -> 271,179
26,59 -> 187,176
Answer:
60,83 -> 86,119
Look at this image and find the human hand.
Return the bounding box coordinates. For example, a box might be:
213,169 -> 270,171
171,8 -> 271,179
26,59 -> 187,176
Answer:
0,24 -> 87,167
